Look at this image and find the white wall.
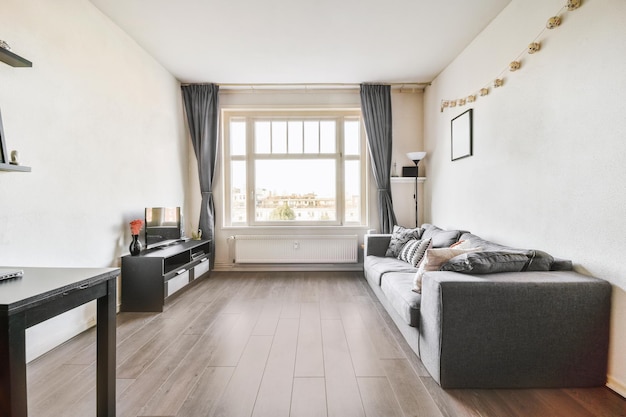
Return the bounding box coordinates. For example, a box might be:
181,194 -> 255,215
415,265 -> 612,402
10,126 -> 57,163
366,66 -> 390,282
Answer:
390,91 -> 425,228
0,0 -> 188,360
185,89 -> 422,270
423,0 -> 626,396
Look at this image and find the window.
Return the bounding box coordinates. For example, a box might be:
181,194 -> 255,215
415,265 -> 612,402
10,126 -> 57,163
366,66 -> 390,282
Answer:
223,109 -> 366,226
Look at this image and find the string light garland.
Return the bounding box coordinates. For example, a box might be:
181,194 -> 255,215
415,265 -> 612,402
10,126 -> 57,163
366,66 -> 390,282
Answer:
440,0 -> 582,112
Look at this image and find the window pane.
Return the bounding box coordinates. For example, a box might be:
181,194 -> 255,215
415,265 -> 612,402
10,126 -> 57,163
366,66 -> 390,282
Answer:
255,121 -> 271,153
345,160 -> 361,223
231,161 -> 247,223
344,120 -> 360,155
320,121 -> 336,153
255,159 -> 336,221
303,121 -> 319,153
230,120 -> 246,156
272,121 -> 287,154
288,121 -> 303,154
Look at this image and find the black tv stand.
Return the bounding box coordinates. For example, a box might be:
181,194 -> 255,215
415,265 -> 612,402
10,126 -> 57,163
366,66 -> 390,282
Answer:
121,239 -> 211,312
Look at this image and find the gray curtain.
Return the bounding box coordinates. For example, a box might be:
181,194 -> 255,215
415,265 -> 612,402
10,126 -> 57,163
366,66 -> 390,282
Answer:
181,84 -> 219,268
360,84 -> 397,234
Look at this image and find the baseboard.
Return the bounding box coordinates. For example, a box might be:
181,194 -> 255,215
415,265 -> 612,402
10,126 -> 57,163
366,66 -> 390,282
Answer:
26,312 -> 96,363
607,375 -> 626,398
213,261 -> 363,272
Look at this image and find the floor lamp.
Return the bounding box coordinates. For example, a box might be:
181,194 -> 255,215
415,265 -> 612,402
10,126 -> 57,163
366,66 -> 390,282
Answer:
406,152 -> 426,227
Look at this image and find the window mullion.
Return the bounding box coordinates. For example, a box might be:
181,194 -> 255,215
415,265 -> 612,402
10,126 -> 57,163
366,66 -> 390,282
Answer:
337,117 -> 344,225
247,117 -> 255,225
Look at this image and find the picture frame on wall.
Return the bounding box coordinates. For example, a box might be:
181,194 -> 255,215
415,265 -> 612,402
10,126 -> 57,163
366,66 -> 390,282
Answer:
0,108 -> 8,164
451,108 -> 473,161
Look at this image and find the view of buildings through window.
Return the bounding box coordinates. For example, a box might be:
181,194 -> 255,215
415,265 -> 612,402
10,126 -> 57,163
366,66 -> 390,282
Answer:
225,110 -> 365,226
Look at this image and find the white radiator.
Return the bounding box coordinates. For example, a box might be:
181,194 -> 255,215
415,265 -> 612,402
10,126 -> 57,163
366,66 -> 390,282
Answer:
234,235 -> 358,264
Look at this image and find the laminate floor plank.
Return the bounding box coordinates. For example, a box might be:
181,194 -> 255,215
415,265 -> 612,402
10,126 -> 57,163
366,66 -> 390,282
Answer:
192,273 -> 245,305
265,273 -> 291,300
24,272 -> 625,417
252,301 -> 282,336
532,389 -> 598,417
43,377 -> 134,417
565,387 -> 626,417
319,300 -> 341,319
299,274 -> 321,303
114,317 -> 167,367
28,363 -> 90,411
382,359 -> 444,417
137,314 -> 240,416
490,389 -> 584,417
176,366 -> 234,417
207,304 -> 261,366
182,295 -> 231,335
229,272 -> 261,301
355,300 -> 405,360
294,302 -> 325,377
251,318 -> 299,417
357,376 -> 404,417
117,300 -> 208,379
26,326 -> 96,379
420,376 -> 483,417
116,334 -> 200,417
30,364 -> 95,416
290,377 -> 328,417
321,319 -> 366,417
210,335 -> 273,417
339,302 -> 386,377
355,277 -> 432,378
452,388 -> 531,417
280,300 -> 302,319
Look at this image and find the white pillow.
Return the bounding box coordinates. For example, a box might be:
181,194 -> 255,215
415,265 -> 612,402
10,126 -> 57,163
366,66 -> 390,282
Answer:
412,247 -> 481,293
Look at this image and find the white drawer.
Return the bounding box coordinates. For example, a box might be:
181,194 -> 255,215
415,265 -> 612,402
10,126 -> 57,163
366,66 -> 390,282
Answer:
193,258 -> 210,279
166,270 -> 189,297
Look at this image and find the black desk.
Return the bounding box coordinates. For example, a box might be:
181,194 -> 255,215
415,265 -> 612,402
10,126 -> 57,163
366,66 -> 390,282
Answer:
0,267 -> 119,417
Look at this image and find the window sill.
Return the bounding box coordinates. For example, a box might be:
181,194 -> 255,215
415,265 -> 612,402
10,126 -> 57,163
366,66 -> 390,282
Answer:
222,225 -> 371,231
391,177 -> 426,183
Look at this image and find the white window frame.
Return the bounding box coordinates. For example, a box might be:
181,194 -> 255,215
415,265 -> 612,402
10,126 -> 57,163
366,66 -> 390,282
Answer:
222,108 -> 367,227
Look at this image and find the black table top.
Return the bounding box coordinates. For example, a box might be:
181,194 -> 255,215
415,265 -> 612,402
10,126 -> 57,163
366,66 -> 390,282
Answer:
0,266 -> 119,314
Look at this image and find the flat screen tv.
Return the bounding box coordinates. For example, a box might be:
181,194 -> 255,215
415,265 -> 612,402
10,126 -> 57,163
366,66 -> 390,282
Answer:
145,207 -> 184,248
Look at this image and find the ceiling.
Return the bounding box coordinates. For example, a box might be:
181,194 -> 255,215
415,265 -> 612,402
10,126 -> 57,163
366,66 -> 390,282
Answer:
87,0 -> 511,86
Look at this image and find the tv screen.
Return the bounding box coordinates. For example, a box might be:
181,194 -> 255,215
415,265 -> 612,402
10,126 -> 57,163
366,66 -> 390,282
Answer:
145,207 -> 183,248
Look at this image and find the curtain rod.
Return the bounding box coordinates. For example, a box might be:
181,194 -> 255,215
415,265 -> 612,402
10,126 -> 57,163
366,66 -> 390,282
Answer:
180,82 -> 431,90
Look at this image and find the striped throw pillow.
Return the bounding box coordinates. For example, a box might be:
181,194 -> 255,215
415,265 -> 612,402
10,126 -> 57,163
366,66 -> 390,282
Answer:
397,238 -> 432,267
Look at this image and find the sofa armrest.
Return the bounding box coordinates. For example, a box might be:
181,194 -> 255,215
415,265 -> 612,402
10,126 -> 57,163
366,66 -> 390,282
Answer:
419,270 -> 611,388
364,234 -> 391,257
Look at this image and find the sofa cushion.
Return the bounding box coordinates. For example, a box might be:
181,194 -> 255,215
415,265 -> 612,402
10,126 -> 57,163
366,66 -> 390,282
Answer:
397,238 -> 432,267
421,224 -> 464,248
551,258 -> 573,271
441,251 -> 531,274
385,225 -> 423,257
381,273 -> 421,327
364,255 -> 417,287
413,246 -> 481,293
459,233 -> 558,271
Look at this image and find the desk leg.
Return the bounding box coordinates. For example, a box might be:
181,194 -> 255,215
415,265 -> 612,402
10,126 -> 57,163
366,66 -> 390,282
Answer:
0,312 -> 27,417
96,278 -> 116,417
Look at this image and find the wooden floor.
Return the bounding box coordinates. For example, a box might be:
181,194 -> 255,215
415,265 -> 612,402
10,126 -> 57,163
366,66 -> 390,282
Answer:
27,271 -> 626,417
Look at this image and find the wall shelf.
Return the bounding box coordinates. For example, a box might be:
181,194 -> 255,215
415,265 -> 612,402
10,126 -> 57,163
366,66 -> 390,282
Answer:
0,163 -> 31,172
391,177 -> 426,183
0,48 -> 32,67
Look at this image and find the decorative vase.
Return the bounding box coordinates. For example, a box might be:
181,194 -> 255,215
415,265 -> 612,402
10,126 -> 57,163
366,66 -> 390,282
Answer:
129,234 -> 142,256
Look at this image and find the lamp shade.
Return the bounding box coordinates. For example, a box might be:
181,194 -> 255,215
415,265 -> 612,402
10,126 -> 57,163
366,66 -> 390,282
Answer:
407,151 -> 427,163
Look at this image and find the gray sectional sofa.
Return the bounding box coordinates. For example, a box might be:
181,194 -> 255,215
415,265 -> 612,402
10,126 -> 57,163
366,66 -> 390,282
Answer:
363,223 -> 611,388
